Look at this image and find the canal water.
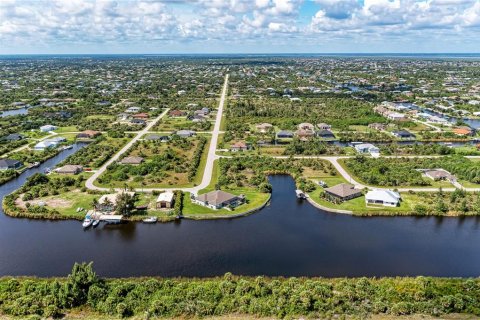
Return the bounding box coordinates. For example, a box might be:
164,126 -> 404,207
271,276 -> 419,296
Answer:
0,106 -> 30,117
2,155 -> 480,277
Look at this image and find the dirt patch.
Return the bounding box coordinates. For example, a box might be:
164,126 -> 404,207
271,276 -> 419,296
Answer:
15,195 -> 73,209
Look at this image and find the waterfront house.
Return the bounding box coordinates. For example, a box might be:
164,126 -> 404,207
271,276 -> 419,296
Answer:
56,164 -> 83,175
0,158 -> 23,170
194,190 -> 245,210
316,130 -> 336,139
39,125 -> 57,132
392,130 -> 415,139
96,191 -> 136,212
256,123 -> 273,133
365,189 -> 401,207
230,141 -> 249,152
156,191 -> 175,209
298,123 -> 315,131
277,130 -> 294,139
316,123 -> 332,130
324,183 -> 362,202
453,126 -> 475,136
120,156 -> 144,165
33,137 -> 65,151
387,112 -> 407,121
77,130 -> 101,139
354,143 -> 380,156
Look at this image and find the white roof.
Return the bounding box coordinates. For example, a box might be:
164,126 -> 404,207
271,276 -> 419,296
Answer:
157,191 -> 174,202
355,143 -> 377,150
366,189 -> 400,203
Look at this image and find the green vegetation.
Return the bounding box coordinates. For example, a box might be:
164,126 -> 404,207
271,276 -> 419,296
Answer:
2,263 -> 480,319
344,155 -> 480,187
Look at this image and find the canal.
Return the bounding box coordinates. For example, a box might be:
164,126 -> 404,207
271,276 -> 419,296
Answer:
1,161 -> 480,277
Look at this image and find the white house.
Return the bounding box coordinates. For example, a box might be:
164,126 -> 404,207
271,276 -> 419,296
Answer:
33,137 -> 66,151
365,189 -> 401,207
40,125 -> 57,132
125,106 -> 141,113
354,143 -> 380,157
387,112 -> 407,121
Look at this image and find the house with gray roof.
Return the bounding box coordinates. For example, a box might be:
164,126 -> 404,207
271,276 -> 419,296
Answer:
193,190 -> 245,210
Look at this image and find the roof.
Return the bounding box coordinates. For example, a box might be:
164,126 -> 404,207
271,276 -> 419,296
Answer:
0,158 -> 21,167
231,141 -> 247,148
317,129 -> 335,136
120,156 -> 144,164
453,128 -> 472,135
325,183 -> 362,198
365,189 -> 401,203
277,130 -> 293,136
196,190 -> 240,206
56,164 -> 83,173
157,191 -> 174,203
355,143 -> 378,150
393,130 -> 415,136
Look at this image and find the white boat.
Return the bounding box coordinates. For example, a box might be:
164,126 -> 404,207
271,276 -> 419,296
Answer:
143,216 -> 158,223
82,218 -> 93,228
295,189 -> 307,199
92,220 -> 100,227
63,145 -> 73,150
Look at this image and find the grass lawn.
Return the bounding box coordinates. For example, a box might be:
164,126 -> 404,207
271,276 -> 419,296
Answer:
337,158 -> 454,189
33,191 -> 99,219
459,180 -> 480,189
85,115 -> 114,120
54,126 -> 78,133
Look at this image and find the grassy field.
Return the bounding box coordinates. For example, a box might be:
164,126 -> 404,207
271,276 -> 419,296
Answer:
54,126 -> 79,133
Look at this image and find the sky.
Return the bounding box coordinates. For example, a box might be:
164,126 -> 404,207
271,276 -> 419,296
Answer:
0,0 -> 479,54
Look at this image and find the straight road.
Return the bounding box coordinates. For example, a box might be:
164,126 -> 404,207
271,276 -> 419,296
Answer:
85,108 -> 169,191
85,73 -> 229,194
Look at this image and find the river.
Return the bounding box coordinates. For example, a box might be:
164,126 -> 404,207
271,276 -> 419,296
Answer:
2,161 -> 480,277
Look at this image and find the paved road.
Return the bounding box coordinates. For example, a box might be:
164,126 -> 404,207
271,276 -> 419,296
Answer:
85,108 -> 170,191
270,155 -> 480,192
85,74 -> 229,194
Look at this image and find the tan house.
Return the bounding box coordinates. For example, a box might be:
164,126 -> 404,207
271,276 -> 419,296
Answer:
120,156 -> 144,165
256,123 -> 273,133
324,183 -> 362,202
194,190 -> 245,210
56,165 -> 83,175
230,141 -> 248,152
156,191 -> 175,209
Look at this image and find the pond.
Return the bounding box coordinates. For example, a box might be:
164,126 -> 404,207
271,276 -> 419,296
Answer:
1,170 -> 480,278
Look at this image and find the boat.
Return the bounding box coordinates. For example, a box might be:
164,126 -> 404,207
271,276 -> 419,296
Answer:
28,162 -> 40,168
82,217 -> 93,228
63,145 -> 73,150
44,168 -> 51,174
295,189 -> 307,199
142,216 -> 158,223
92,220 -> 100,227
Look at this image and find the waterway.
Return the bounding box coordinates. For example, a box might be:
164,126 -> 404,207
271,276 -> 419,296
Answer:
0,106 -> 30,117
1,168 -> 480,277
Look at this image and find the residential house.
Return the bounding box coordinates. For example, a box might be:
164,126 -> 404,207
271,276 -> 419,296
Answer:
120,156 -> 144,165
96,191 -> 135,212
316,130 -> 336,139
145,134 -> 170,142
3,133 -> 24,141
256,123 -> 273,133
316,123 -> 331,130
453,126 -> 475,136
125,106 -> 141,113
0,158 -> 23,170
387,112 -> 407,121
298,123 -> 315,131
324,183 -> 362,202
133,113 -> 149,120
169,110 -> 186,117
130,119 -> 146,126
277,130 -> 294,139
354,143 -> 380,155
33,137 -> 65,150
193,190 -> 245,210
392,130 -> 416,139
296,129 -> 315,140
156,191 -> 175,209
423,169 -> 456,182
230,141 -> 249,152
368,123 -> 387,131
39,125 -> 57,132
117,113 -> 131,121
77,130 -> 101,139
176,130 -> 196,138
365,189 -> 401,207
56,165 -> 83,175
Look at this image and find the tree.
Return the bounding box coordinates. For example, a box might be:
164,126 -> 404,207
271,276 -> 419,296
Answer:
115,192 -> 135,216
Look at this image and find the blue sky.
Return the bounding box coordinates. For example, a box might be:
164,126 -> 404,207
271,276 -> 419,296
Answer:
0,0 -> 479,54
